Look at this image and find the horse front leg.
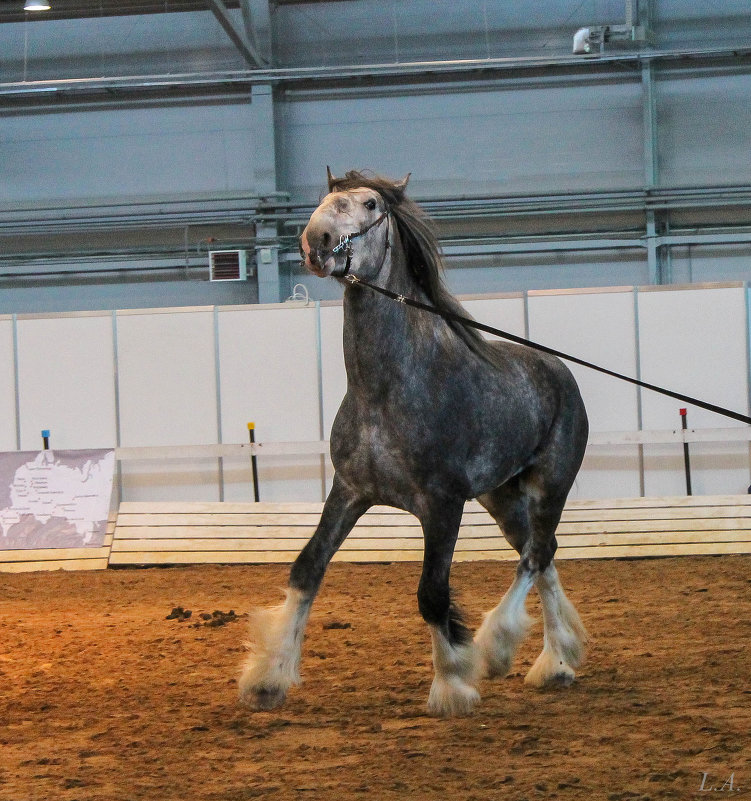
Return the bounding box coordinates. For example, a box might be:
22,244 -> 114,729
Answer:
418,499 -> 481,717
239,476 -> 369,711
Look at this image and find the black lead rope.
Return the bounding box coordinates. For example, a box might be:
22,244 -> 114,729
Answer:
344,274 -> 751,426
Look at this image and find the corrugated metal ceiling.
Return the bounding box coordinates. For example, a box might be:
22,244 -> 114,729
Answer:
0,0 -> 340,24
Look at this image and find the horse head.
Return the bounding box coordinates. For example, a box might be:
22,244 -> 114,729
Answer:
300,169 -> 409,280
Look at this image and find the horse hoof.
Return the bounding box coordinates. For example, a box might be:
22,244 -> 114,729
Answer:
239,684 -> 287,711
478,653 -> 512,680
524,655 -> 576,689
548,670 -> 575,688
427,676 -> 480,718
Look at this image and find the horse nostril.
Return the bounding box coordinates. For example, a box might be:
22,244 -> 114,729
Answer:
321,232 -> 331,247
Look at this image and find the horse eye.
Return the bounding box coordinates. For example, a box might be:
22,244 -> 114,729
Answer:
364,199 -> 377,211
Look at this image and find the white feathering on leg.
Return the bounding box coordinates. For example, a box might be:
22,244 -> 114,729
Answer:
525,564 -> 587,688
238,588 -> 311,710
474,569 -> 535,678
427,625 -> 481,717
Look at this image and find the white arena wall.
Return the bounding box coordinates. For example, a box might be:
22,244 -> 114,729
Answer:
0,281 -> 749,504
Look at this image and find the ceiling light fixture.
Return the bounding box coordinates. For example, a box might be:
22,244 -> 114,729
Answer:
24,1 -> 52,10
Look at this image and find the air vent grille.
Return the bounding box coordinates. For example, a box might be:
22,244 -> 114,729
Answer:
209,250 -> 248,281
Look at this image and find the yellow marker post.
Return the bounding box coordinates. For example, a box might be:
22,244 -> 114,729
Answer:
247,423 -> 260,502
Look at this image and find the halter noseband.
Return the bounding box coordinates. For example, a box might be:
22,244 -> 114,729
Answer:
330,208 -> 390,277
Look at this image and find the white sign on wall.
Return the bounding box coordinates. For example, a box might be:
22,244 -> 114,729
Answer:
0,449 -> 115,550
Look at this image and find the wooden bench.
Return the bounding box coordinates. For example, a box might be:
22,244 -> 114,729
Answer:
110,495 -> 751,566
0,516 -> 116,573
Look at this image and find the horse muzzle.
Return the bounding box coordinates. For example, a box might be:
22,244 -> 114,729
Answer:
300,229 -> 341,277
302,243 -> 349,279
303,248 -> 341,278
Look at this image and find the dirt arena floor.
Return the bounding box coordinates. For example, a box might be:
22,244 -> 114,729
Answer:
1,556 -> 750,801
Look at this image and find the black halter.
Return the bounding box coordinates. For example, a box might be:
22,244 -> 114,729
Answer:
330,209 -> 390,277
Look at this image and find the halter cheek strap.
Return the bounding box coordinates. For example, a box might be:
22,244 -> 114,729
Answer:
331,209 -> 390,277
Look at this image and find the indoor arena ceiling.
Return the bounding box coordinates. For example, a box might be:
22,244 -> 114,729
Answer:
0,0 -> 336,24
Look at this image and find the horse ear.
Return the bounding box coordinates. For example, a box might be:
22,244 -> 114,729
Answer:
394,173 -> 411,193
326,166 -> 337,192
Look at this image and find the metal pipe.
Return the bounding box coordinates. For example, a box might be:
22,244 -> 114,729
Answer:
625,0 -> 636,30
1,45 -> 749,101
247,422 -> 260,502
680,408 -> 692,495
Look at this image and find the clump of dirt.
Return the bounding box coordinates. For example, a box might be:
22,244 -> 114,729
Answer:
165,606 -> 192,622
165,606 -> 243,627
191,609 -> 243,628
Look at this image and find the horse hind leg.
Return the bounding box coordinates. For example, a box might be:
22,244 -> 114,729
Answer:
506,477 -> 587,688
520,459 -> 588,687
524,390 -> 589,687
525,561 -> 588,688
475,476 -> 587,687
474,481 -> 536,679
474,562 -> 535,679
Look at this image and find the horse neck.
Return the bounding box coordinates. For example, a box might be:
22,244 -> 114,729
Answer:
342,238 -> 450,383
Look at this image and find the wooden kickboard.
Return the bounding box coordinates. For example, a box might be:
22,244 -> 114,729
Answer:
110,496 -> 751,566
0,518 -> 116,573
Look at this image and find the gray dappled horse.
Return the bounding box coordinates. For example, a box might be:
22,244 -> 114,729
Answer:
239,169 -> 589,717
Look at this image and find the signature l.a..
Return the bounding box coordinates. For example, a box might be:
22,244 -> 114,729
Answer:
698,772 -> 742,793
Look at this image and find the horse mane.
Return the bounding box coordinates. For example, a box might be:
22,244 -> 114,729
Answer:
328,170 -> 505,368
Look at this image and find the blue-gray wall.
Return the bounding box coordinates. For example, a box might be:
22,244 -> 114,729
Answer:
1,1 -> 750,313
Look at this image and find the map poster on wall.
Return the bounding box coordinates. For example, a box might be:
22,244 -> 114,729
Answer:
0,450 -> 116,550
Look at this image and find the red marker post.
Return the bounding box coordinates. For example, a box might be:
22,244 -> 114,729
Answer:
680,408 -> 692,496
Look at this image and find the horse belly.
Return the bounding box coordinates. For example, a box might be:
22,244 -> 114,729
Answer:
463,441 -> 534,498
332,417 -> 514,511
329,381 -> 559,507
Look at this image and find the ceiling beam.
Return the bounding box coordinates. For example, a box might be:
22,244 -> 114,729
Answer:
1,43 -> 749,105
0,1 -> 235,23
240,0 -> 272,66
207,0 -> 265,69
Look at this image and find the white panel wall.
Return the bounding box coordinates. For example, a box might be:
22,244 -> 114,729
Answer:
217,304 -> 322,502
15,312 -> 116,450
319,303 -> 347,438
638,285 -> 750,495
0,283 -> 748,502
461,294 -> 527,342
528,288 -> 641,499
116,307 -> 219,501
318,303 -> 346,493
0,317 -> 18,451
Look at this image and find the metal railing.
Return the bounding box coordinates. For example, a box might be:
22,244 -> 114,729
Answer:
113,427 -> 751,462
